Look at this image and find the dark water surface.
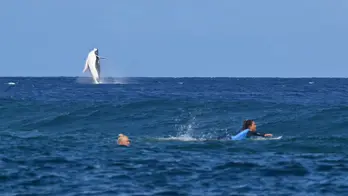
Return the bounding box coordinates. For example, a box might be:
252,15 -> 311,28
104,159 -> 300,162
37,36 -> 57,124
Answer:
1,77 -> 348,195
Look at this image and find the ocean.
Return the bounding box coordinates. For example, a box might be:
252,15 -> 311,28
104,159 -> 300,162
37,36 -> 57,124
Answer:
1,77 -> 347,195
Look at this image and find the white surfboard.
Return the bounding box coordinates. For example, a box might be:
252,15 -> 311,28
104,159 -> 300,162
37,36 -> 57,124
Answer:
251,136 -> 283,140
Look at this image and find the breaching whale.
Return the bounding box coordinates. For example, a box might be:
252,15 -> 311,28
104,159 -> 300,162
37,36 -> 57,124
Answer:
83,48 -> 105,84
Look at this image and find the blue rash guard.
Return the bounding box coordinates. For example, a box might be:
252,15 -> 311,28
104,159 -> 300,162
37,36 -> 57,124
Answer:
231,129 -> 250,140
217,129 -> 267,140
231,129 -> 267,140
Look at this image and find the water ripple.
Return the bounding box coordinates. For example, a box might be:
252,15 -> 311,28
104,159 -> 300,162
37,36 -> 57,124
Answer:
1,77 -> 348,195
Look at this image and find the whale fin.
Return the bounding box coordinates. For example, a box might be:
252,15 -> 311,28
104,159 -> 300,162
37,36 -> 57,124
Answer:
97,56 -> 106,59
83,58 -> 89,73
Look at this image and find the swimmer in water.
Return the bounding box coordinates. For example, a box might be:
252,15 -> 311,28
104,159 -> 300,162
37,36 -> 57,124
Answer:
117,134 -> 130,146
237,119 -> 272,138
217,119 -> 272,140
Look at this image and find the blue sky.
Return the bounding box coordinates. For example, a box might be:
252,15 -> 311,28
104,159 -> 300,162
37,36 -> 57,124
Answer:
1,1 -> 348,77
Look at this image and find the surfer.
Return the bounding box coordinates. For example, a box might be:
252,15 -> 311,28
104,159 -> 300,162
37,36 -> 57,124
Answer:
117,134 -> 131,146
232,120 -> 273,139
218,119 -> 273,140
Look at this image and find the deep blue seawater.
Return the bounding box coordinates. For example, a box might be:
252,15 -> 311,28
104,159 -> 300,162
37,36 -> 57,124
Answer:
1,77 -> 348,195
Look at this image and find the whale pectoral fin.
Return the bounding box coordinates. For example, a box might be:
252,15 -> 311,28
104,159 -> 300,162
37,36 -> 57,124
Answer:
97,56 -> 106,59
83,59 -> 89,73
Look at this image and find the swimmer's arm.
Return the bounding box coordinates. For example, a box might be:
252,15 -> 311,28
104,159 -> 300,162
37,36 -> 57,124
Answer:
251,131 -> 272,137
253,131 -> 266,137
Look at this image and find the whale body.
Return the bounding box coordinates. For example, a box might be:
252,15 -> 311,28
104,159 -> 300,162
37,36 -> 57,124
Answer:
83,48 -> 102,84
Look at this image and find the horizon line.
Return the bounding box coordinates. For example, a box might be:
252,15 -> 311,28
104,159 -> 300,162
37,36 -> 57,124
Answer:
0,76 -> 347,79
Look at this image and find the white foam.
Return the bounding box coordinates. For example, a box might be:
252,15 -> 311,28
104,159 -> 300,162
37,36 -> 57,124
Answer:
155,135 -> 205,142
75,77 -> 130,84
99,77 -> 129,84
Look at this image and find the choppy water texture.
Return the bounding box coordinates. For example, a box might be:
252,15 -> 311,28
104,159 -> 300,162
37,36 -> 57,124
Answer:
1,77 -> 348,195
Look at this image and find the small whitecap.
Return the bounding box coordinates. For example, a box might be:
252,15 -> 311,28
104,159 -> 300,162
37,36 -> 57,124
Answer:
154,136 -> 204,142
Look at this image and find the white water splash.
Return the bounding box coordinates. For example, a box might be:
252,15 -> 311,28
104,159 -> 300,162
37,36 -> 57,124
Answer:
75,77 -> 130,84
155,136 -> 204,142
99,77 -> 129,84
155,116 -> 208,141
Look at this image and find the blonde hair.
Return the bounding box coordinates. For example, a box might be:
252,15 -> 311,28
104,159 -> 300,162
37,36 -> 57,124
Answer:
118,133 -> 128,143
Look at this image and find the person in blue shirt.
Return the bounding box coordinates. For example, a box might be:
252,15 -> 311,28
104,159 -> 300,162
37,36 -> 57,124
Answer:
217,119 -> 273,140
231,119 -> 273,140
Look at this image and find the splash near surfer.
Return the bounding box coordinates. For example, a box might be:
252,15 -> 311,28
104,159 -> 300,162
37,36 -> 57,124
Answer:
82,48 -> 106,84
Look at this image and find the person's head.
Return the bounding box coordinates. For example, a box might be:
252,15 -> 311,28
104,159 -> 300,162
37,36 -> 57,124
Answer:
242,119 -> 256,131
117,134 -> 130,146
